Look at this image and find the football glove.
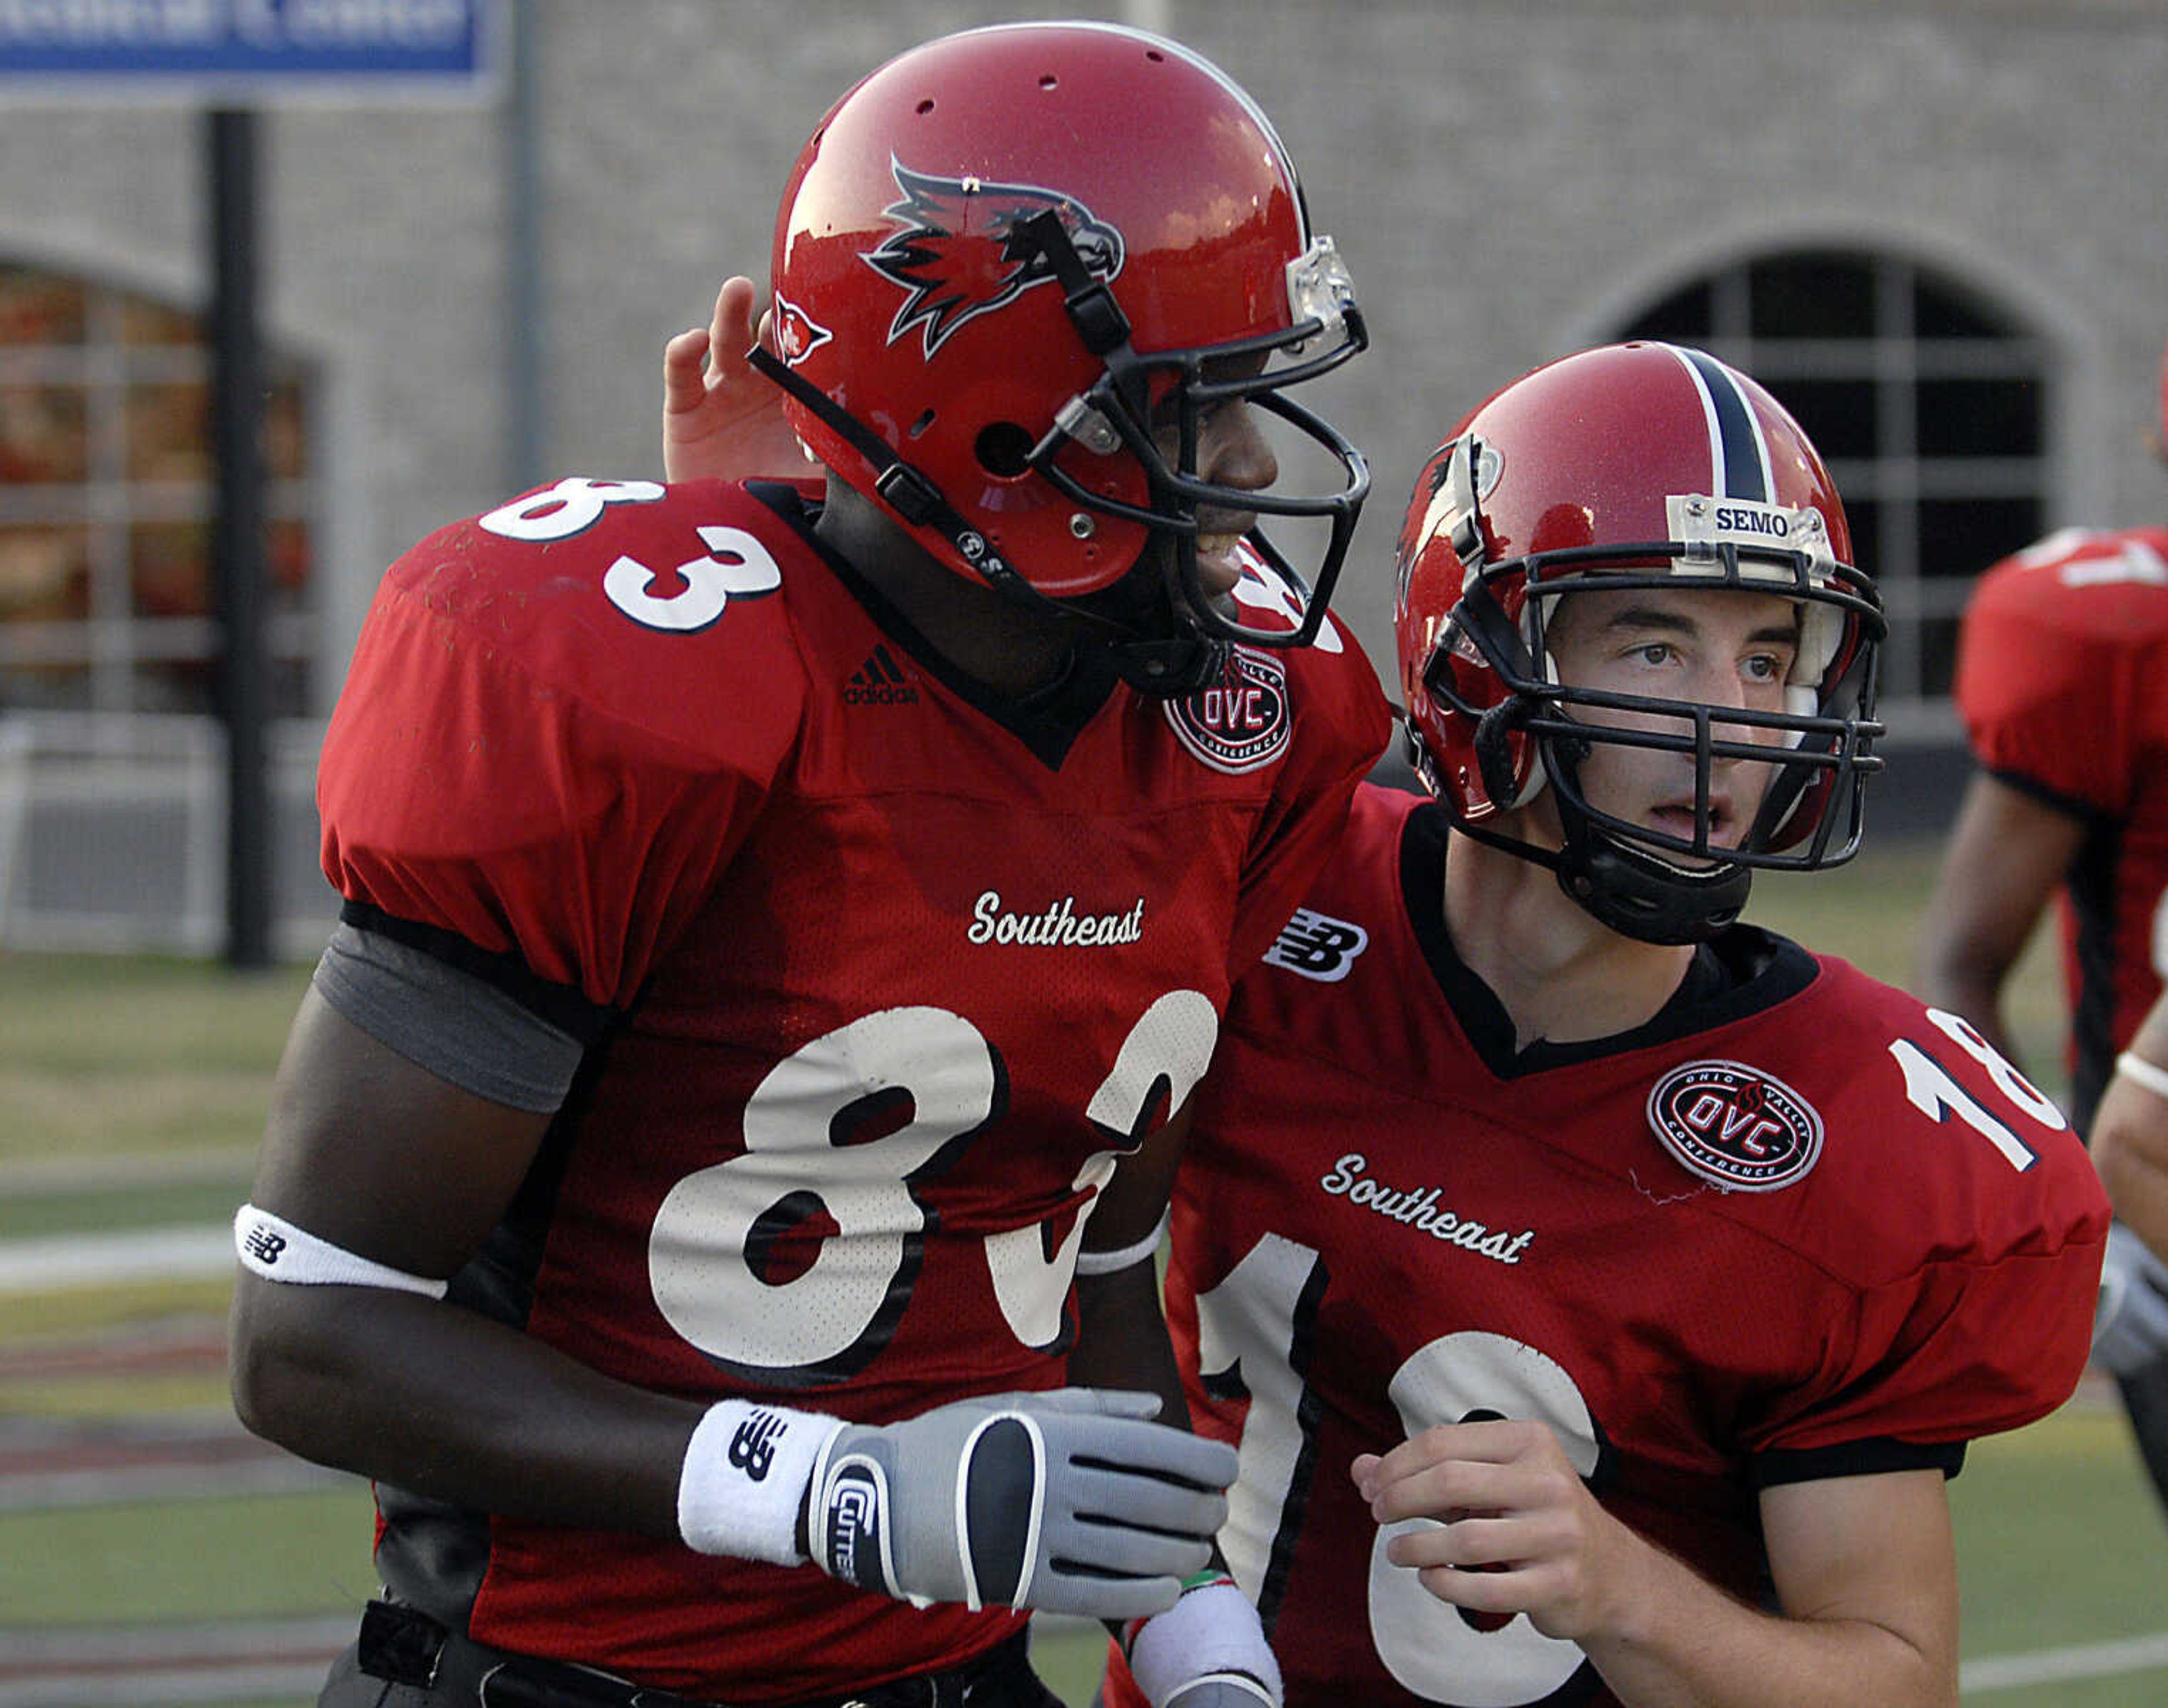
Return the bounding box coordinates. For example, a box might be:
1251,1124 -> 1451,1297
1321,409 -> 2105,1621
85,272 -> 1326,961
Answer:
2093,1221 -> 2168,1378
806,1388 -> 1237,1621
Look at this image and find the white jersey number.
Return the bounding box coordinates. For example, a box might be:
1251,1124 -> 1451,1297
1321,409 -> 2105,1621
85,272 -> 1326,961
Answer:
1888,1006 -> 2067,1174
480,476 -> 662,541
477,478 -> 781,632
650,995 -> 1217,1385
604,526 -> 781,632
1196,1234 -> 1601,1706
2022,528 -> 2168,588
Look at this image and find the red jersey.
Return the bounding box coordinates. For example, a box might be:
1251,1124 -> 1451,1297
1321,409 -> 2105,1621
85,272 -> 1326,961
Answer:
1109,785 -> 2106,1708
313,476 -> 1389,1701
1955,525 -> 2168,1125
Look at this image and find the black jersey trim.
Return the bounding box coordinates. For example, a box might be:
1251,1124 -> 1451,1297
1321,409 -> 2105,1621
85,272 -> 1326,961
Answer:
1981,763 -> 2106,828
746,480 -> 1119,772
1751,1436 -> 1966,1488
1975,759 -> 2114,1129
1397,802 -> 1821,1080
314,923 -> 581,1113
2066,814 -> 2124,1132
339,900 -> 616,1046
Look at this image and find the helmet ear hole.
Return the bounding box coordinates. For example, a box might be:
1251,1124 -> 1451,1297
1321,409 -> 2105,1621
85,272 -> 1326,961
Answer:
974,422 -> 1037,479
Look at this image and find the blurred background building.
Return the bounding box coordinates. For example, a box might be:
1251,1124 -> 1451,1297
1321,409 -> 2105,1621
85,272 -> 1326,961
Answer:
0,0 -> 2161,954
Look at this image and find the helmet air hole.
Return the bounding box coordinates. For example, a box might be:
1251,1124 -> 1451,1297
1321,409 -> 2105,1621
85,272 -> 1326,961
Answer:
975,422 -> 1036,479
908,409 -> 936,440
915,99 -> 934,116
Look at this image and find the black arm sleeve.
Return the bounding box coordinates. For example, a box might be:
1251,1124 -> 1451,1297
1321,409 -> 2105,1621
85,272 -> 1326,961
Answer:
311,919 -> 586,1113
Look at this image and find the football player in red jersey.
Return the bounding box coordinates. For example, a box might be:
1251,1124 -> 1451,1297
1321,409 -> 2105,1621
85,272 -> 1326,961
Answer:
1123,344 -> 2107,1708
226,23 -> 1388,1708
662,335 -> 2107,1706
1915,332 -> 2168,1503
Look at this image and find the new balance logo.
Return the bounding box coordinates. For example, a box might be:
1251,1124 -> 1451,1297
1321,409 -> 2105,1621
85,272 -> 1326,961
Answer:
242,1227 -> 288,1265
728,1409 -> 789,1481
845,644 -> 919,705
1264,908 -> 1369,982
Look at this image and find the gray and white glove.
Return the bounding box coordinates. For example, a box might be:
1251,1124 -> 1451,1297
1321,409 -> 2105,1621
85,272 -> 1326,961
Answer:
2093,1221 -> 2168,1378
806,1387 -> 1236,1620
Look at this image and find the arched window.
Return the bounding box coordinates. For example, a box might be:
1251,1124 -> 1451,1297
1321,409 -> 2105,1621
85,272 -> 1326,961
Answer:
0,264 -> 317,715
1619,250 -> 2049,723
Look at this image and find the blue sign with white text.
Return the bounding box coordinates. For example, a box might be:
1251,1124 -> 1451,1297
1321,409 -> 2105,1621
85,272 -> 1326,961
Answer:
0,0 -> 501,102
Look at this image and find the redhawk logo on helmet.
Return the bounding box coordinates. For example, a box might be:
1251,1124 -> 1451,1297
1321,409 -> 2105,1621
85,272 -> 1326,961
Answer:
866,164 -> 1126,357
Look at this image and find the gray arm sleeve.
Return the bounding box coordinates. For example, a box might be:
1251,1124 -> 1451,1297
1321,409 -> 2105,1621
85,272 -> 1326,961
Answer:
311,921 -> 584,1113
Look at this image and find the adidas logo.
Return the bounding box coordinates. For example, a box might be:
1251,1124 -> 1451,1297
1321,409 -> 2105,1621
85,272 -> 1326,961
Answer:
845,644 -> 920,706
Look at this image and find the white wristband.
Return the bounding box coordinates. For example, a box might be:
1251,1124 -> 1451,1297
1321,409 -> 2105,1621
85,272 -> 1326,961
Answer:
234,1204 -> 448,1298
677,1399 -> 842,1566
1077,1210 -> 1172,1277
1127,1580 -> 1282,1708
2117,1052 -> 2168,1102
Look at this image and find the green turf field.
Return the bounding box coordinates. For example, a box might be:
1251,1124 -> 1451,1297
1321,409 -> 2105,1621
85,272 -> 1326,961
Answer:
3,837 -> 2154,1705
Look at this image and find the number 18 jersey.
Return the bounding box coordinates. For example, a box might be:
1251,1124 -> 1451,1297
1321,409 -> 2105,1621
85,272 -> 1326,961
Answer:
1118,784 -> 2107,1708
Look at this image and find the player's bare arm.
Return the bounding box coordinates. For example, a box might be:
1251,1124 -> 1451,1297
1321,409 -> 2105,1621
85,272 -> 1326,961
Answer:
1069,1097 -> 1199,1427
1913,770 -> 2085,1066
2095,992 -> 2168,1256
661,273 -> 804,484
1074,1098 -> 1295,1708
1353,1427 -> 1957,1708
2090,992 -> 2168,1378
229,989 -> 703,1535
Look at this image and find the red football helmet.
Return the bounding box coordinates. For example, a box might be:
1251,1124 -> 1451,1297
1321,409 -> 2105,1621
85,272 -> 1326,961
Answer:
1393,343 -> 1885,943
753,21 -> 1369,691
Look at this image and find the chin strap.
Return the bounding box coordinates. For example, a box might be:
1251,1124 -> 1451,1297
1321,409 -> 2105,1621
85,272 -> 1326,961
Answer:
1537,731 -> 1751,944
748,344 -> 1044,608
747,344 -> 1220,700
1064,562 -> 1226,697
1551,815 -> 1752,945
1420,728 -> 1753,947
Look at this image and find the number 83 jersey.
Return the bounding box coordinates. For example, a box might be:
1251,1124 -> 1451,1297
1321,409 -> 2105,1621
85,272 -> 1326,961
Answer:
312,478 -> 1388,1697
1125,783 -> 2109,1708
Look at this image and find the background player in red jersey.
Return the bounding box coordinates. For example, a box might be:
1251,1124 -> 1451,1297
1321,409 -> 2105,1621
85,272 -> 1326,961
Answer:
663,335 -> 2108,1706
1914,333 -> 2168,1502
226,23 -> 1388,1708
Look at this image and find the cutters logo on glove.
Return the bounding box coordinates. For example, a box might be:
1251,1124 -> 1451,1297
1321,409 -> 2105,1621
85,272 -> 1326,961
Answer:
819,1459 -> 890,1592
805,1388 -> 1225,1619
